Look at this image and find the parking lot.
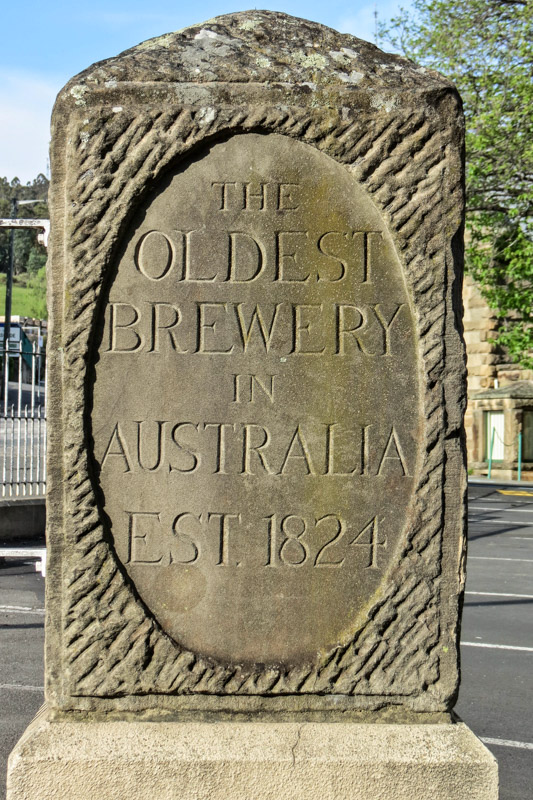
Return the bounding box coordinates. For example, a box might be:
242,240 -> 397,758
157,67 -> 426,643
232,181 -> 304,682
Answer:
1,482 -> 532,799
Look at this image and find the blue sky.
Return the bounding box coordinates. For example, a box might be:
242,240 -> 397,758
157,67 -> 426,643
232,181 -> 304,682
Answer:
0,1 -> 407,183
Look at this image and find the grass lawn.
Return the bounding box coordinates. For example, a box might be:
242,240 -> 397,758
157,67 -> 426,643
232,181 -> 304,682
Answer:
0,284 -> 39,317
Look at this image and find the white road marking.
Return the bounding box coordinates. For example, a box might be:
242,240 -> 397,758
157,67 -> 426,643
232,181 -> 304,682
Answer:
462,641 -> 533,652
469,556 -> 533,562
470,505 -> 533,514
0,683 -> 44,692
0,605 -> 45,615
465,591 -> 533,599
468,518 -> 530,526
481,737 -> 533,751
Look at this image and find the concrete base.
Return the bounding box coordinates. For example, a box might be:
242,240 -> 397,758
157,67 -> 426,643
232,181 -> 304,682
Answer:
7,712 -> 498,800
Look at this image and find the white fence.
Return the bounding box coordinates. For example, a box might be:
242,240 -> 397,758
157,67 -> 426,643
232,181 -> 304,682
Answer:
1,340 -> 47,497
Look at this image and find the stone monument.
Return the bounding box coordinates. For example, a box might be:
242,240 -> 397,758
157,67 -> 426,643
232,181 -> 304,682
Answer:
7,11 -> 498,799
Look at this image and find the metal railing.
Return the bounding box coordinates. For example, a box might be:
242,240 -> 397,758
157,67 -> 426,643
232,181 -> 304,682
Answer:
1,340 -> 46,497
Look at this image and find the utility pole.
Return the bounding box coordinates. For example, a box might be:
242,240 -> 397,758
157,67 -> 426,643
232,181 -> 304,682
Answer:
1,198 -> 17,404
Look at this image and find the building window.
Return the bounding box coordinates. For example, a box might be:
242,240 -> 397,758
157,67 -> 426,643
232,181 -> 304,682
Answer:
523,411 -> 533,462
485,411 -> 504,461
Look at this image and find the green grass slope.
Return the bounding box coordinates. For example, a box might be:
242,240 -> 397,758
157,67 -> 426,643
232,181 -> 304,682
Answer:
0,284 -> 40,318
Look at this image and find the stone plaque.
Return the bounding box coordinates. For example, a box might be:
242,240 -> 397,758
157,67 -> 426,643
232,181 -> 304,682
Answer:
92,132 -> 417,666
45,10 -> 466,716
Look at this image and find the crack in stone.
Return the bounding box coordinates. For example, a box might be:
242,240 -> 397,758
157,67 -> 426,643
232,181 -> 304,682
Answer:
290,724 -> 304,768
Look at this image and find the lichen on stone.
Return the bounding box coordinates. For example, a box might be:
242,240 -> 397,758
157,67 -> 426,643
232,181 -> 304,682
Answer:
239,18 -> 260,31
58,10 -> 454,100
134,33 -> 175,52
338,71 -> 364,85
293,50 -> 328,70
370,93 -> 397,112
70,85 -> 88,106
194,29 -> 220,41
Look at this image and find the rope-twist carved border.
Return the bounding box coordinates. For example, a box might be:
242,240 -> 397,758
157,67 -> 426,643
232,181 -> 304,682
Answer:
58,98 -> 462,702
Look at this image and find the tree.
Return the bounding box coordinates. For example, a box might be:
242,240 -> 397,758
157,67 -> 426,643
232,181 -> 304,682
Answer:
384,0 -> 533,368
26,247 -> 47,276
0,174 -> 49,276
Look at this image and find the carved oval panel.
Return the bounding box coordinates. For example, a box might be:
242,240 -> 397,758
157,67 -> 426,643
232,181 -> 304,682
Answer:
90,132 -> 420,667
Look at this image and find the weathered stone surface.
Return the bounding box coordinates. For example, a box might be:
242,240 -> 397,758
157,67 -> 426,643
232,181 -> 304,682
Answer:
8,713 -> 498,800
44,10 -> 466,716
92,131 -> 418,667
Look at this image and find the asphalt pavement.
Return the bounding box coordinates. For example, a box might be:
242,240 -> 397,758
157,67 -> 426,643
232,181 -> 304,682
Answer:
3,382 -> 46,413
1,483 -> 532,799
456,482 -> 533,800
0,561 -> 44,800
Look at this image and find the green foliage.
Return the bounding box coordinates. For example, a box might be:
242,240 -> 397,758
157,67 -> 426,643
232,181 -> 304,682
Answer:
383,0 -> 533,367
0,173 -> 49,277
26,247 -> 47,275
27,265 -> 48,320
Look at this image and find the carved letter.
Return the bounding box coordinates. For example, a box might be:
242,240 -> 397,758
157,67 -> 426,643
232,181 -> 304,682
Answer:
233,373 -> 243,404
196,302 -> 234,353
184,230 -> 219,282
208,512 -> 241,566
352,231 -> 382,284
335,304 -> 371,355
126,511 -> 164,564
275,231 -> 309,282
135,420 -> 165,472
228,232 -> 265,282
233,374 -> 276,403
107,303 -> 144,353
324,423 -> 358,475
242,424 -> 272,474
377,427 -> 410,476
101,423 -> 132,472
169,423 -> 200,473
361,424 -> 371,475
212,181 -> 237,210
134,230 -> 175,281
277,183 -> 299,210
251,375 -> 276,403
204,422 -> 236,474
244,182 -> 266,211
317,231 -> 348,282
292,304 -> 326,354
149,303 -> 186,353
171,513 -> 201,564
279,426 -> 315,475
371,304 -> 404,355
235,304 -> 282,352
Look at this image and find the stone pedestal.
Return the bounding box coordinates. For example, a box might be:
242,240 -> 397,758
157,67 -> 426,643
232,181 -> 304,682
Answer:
8,712 -> 497,800
7,10 -> 495,800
